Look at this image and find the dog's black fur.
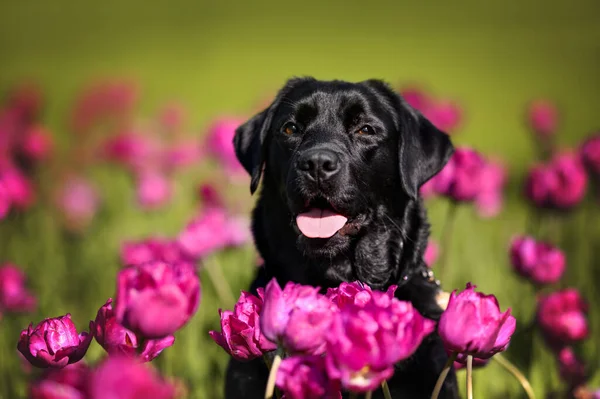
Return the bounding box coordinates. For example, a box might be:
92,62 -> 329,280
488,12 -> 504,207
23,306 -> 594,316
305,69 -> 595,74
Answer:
225,78 -> 458,398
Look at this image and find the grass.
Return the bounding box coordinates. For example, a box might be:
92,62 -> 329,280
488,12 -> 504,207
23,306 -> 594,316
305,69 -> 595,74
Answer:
0,0 -> 599,397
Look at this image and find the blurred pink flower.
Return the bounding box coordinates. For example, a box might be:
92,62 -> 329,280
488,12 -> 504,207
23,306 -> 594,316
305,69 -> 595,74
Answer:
400,87 -> 431,111
581,133 -> 600,179
159,103 -> 187,131
424,240 -> 439,267
325,290 -> 435,392
121,237 -> 191,266
89,356 -> 175,399
525,152 -> 587,209
438,283 -> 516,362
0,166 -> 35,209
260,278 -> 336,355
209,289 -> 276,361
115,261 -> 200,339
93,298 -> 175,362
0,182 -> 9,220
424,100 -> 462,133
57,176 -> 100,230
527,100 -> 558,137
557,347 -> 586,388
21,125 -> 53,162
135,171 -> 173,209
0,263 -> 36,314
432,147 -> 485,202
18,314 -> 93,369
537,289 -> 588,349
163,139 -> 204,170
102,130 -> 162,173
419,178 -> 437,199
30,363 -> 90,399
276,355 -> 341,399
475,159 -> 508,218
510,236 -> 566,285
198,183 -> 224,209
206,118 -> 246,176
177,207 -> 251,260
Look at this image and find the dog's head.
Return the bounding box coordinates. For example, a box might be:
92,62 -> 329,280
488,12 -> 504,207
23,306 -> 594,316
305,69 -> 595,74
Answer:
234,78 -> 453,258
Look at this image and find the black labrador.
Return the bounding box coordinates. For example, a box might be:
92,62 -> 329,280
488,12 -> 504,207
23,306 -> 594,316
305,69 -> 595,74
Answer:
226,77 -> 458,399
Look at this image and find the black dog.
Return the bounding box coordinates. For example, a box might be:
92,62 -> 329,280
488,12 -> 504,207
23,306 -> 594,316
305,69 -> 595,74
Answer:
226,78 -> 458,399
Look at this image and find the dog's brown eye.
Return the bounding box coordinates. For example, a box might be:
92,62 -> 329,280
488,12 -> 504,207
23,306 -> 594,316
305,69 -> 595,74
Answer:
357,125 -> 374,135
283,122 -> 298,135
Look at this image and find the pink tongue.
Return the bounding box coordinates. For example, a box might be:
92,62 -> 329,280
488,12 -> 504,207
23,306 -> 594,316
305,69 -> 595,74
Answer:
296,208 -> 348,238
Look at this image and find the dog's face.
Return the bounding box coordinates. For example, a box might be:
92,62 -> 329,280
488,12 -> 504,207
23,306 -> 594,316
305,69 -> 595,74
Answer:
234,78 -> 453,259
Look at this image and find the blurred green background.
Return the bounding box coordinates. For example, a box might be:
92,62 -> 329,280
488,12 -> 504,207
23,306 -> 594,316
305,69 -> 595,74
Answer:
1,0 -> 599,398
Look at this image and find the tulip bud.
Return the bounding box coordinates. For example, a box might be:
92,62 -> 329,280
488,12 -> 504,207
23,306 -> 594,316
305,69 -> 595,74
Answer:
18,314 -> 93,369
537,289 -> 588,349
115,261 -> 200,339
0,263 -> 36,314
510,236 -> 566,285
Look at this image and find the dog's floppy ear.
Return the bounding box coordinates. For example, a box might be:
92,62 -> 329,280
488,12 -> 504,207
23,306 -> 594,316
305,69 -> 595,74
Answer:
233,77 -> 312,194
398,110 -> 454,200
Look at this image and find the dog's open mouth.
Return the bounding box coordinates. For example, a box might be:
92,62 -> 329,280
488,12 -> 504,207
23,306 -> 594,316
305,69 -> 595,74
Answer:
296,197 -> 348,239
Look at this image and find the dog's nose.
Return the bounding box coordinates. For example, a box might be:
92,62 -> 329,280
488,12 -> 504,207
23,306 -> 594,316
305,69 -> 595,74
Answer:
297,149 -> 340,181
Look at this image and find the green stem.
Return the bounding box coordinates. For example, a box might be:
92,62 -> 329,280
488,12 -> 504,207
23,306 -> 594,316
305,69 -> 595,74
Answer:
381,380 -> 393,399
430,352 -> 458,399
493,354 -> 536,399
365,391 -> 373,399
203,256 -> 236,308
466,355 -> 473,399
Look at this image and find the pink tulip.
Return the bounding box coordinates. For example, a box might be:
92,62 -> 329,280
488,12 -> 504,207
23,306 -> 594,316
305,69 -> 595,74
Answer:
424,240 -> 440,267
510,236 -> 566,285
56,176 -> 100,230
326,281 -> 396,309
29,363 -> 90,399
18,314 -> 93,369
581,133 -> 600,179
438,283 -> 516,362
424,100 -> 462,133
537,289 -> 588,349
419,178 -> 437,199
557,347 -> 586,388
89,356 -> 175,399
0,263 -> 36,313
325,292 -> 435,392
0,181 -> 10,219
177,207 -> 251,260
475,159 -> 507,218
276,355 -> 342,399
260,279 -> 336,355
527,100 -> 558,137
115,261 -> 200,339
206,118 -> 246,176
432,147 -> 485,202
209,289 -> 276,361
94,299 -> 175,362
198,183 -> 224,209
163,140 -> 204,170
102,131 -> 162,173
136,171 -> 172,209
0,166 -> 35,209
121,238 -> 190,266
525,152 -> 587,209
21,125 -> 53,162
399,87 -> 431,112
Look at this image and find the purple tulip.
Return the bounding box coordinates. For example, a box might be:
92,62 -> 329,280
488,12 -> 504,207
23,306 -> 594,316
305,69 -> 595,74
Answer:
424,240 -> 440,267
0,166 -> 35,209
525,152 -> 587,209
260,278 -> 336,355
527,100 -> 558,137
581,133 -> 600,179
326,281 -> 396,309
276,355 -> 342,399
474,159 -> 507,218
206,118 -> 246,176
21,125 -> 53,162
325,291 -> 435,392
102,130 -> 162,173
537,289 -> 588,349
89,356 -> 175,399
510,236 -> 566,285
0,263 -> 36,314
115,261 -> 200,339
120,237 -> 191,267
18,314 -> 93,369
423,100 -> 462,133
557,347 -> 586,388
30,363 -> 90,399
432,147 -> 485,202
94,298 -> 174,362
209,289 -> 276,361
438,283 -> 516,362
177,207 -> 251,260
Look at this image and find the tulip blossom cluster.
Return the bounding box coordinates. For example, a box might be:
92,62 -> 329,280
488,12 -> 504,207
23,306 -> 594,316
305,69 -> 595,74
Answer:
0,263 -> 36,317
525,152 -> 587,209
510,236 -> 566,285
399,86 -> 462,133
420,147 -> 508,218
